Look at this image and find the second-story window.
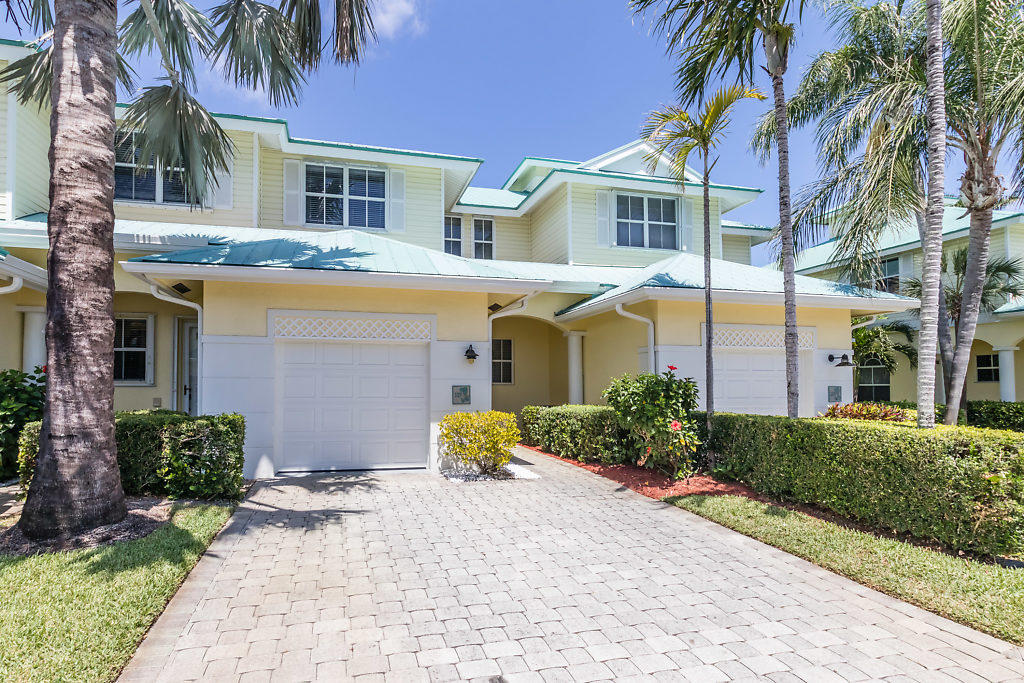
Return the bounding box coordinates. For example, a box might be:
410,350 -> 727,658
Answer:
444,216 -> 462,255
875,257 -> 900,293
305,164 -> 345,226
349,169 -> 386,228
615,194 -> 677,250
115,132 -> 187,205
474,218 -> 494,259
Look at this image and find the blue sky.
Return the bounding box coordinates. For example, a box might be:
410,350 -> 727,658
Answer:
0,0 -> 995,264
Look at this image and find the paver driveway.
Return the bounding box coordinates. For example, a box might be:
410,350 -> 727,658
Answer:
121,448 -> 1024,682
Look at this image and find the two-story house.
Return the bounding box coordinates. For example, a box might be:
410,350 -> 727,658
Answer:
0,41 -> 913,476
795,197 -> 1024,404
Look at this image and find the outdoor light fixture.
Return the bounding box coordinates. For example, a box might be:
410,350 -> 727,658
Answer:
828,353 -> 855,367
465,345 -> 479,363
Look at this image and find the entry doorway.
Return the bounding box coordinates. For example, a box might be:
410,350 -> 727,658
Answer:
176,318 -> 199,415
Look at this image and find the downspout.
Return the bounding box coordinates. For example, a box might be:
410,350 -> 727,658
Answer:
134,273 -> 204,414
850,315 -> 878,331
615,303 -> 656,372
0,276 -> 24,294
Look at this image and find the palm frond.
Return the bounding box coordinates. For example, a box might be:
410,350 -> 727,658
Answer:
0,45 -> 137,109
279,0 -> 375,69
120,0 -> 215,89
209,0 -> 306,107
119,82 -> 233,207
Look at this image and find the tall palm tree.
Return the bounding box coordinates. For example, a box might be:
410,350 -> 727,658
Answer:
632,0 -> 806,418
640,85 -> 764,445
755,0 -> 1023,425
5,0 -> 375,540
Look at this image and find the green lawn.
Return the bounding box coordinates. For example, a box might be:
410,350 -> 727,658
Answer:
668,495 -> 1024,645
0,503 -> 233,682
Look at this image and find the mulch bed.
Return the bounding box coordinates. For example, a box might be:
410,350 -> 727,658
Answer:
0,497 -> 174,556
519,444 -> 762,501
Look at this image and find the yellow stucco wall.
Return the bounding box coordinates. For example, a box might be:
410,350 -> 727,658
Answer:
577,308 -> 649,404
651,301 -> 852,349
202,281 -> 489,341
490,316 -> 568,412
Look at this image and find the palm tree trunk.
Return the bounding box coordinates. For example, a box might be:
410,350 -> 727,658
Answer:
944,207 -> 993,423
915,211 -> 953,397
916,0 -> 947,428
702,156 -> 714,460
771,72 -> 799,418
18,0 -> 127,539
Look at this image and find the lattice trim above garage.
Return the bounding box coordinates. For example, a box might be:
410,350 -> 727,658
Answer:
709,324 -> 815,350
273,315 -> 432,342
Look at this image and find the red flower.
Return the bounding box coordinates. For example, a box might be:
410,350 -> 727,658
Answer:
645,446 -> 652,454
669,420 -> 682,431
41,365 -> 47,373
667,365 -> 677,371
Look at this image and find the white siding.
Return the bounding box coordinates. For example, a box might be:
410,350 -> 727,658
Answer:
530,185 -> 569,263
721,235 -> 751,264
13,101 -> 49,218
0,75 -> 7,221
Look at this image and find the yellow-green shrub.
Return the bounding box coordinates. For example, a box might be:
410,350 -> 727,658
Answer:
439,411 -> 520,474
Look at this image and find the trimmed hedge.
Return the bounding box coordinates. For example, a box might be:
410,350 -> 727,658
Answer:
439,411 -> 520,473
707,413 -> 1024,555
966,401 -> 1024,432
19,410 -> 246,500
528,405 -> 628,464
519,405 -> 544,447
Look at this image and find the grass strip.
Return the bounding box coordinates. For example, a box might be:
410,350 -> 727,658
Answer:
0,503 -> 233,682
668,494 -> 1024,645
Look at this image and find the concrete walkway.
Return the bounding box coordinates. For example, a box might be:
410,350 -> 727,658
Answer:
121,449 -> 1024,682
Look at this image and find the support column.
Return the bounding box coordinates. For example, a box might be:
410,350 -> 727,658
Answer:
567,331 -> 584,405
17,306 -> 45,372
995,346 -> 1018,402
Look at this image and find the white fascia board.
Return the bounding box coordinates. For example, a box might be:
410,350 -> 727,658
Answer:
278,139 -> 482,174
721,225 -> 773,244
0,225 -> 210,253
0,253 -> 47,289
121,261 -> 552,294
556,286 -> 918,321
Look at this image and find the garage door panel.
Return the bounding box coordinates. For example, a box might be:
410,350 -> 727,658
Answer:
277,341 -> 429,471
715,349 -> 787,416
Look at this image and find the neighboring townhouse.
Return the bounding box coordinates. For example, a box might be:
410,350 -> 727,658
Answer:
0,41 -> 913,477
795,197 -> 1024,403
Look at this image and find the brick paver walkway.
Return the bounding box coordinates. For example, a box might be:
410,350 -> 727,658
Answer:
121,448 -> 1024,682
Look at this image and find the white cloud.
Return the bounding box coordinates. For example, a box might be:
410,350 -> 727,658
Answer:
374,0 -> 426,39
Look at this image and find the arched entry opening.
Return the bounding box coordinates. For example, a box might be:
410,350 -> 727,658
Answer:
490,314 -> 572,413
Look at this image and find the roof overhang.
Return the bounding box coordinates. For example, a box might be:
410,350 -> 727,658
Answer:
0,251 -> 47,290
721,224 -> 773,245
121,260 -> 552,294
454,168 -> 762,217
555,286 -> 919,321
1,222 -> 215,253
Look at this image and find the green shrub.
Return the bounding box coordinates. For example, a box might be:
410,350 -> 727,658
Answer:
161,414 -> 246,499
822,402 -> 909,422
0,367 -> 45,479
439,411 -> 520,474
18,410 -> 246,500
707,413 -> 1024,555
519,405 -> 544,447
532,405 -> 627,463
604,368 -> 701,476
965,401 -> 1024,431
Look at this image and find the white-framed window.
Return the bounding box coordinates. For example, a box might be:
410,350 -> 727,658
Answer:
114,314 -> 154,385
304,163 -> 386,228
615,193 -> 678,250
114,131 -> 188,205
474,218 -> 494,259
857,357 -> 890,402
977,354 -> 1000,382
444,216 -> 462,256
492,338 -> 513,384
874,257 -> 901,293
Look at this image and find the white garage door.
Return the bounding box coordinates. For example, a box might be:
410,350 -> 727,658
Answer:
714,350 -> 788,415
276,341 -> 429,471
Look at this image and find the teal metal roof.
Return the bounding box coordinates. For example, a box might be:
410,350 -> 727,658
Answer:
458,188 -> 528,210
995,297 -> 1024,315
129,229 -> 535,280
795,202 -> 1024,273
557,251 -> 911,316
486,260 -> 638,286
721,219 -> 772,231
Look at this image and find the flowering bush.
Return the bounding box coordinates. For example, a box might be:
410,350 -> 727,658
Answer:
604,367 -> 701,478
822,402 -> 909,422
439,411 -> 520,474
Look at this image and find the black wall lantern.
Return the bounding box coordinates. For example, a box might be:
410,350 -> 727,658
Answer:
828,353 -> 855,367
465,345 -> 479,363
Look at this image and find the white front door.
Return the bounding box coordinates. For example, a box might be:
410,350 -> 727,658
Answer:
183,322 -> 199,415
275,341 -> 429,471
714,349 -> 788,415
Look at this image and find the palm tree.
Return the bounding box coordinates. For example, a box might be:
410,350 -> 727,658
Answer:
640,85 -> 765,446
4,0 -> 375,540
851,317 -> 918,401
904,247 -> 1024,406
632,0 -> 806,418
754,0 -> 1023,425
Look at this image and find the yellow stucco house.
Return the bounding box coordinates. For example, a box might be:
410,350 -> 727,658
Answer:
795,198 -> 1024,404
0,42 -> 913,477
